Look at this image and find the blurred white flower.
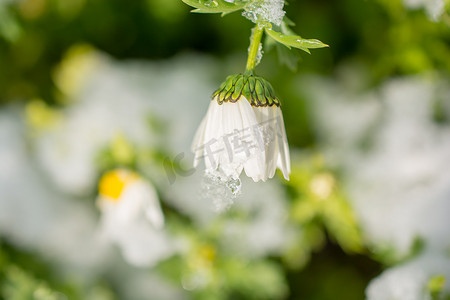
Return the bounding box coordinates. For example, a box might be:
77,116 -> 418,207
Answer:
97,168 -> 174,267
303,72 -> 450,257
301,68 -> 450,300
0,107 -> 110,277
367,253 -> 450,300
192,74 -> 290,182
34,51 -> 156,196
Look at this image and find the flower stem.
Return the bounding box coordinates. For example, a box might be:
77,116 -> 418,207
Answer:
245,24 -> 264,74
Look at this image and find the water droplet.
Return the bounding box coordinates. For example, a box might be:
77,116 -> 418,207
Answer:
202,0 -> 218,7
255,43 -> 263,67
226,177 -> 241,196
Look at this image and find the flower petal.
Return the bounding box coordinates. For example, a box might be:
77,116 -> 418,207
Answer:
254,106 -> 280,179
198,100 -> 224,171
275,108 -> 291,180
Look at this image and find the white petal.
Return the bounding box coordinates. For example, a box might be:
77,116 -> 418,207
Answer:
236,99 -> 266,180
236,98 -> 258,129
115,191 -> 142,223
191,117 -> 207,168
275,107 -> 291,180
142,183 -> 165,230
102,180 -> 164,230
216,98 -> 266,179
204,101 -> 224,171
193,100 -> 223,170
192,96 -> 285,181
113,221 -> 174,267
253,106 -> 282,180
243,154 -> 267,182
219,101 -> 244,169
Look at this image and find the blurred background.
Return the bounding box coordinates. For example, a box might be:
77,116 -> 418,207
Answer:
0,0 -> 450,299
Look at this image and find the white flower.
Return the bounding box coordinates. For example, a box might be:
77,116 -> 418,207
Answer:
192,74 -> 290,182
97,169 -> 174,267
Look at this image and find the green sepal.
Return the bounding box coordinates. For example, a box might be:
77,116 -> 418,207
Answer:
181,0 -> 248,16
248,76 -> 256,97
265,25 -> 329,54
212,74 -> 280,107
255,79 -> 266,105
232,76 -> 244,100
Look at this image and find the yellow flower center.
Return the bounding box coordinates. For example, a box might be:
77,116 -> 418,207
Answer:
98,169 -> 138,201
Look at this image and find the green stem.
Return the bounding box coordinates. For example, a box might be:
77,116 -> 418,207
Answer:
245,24 -> 264,74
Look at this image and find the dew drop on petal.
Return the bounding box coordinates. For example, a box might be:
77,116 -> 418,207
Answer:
202,0 -> 218,7
200,170 -> 242,213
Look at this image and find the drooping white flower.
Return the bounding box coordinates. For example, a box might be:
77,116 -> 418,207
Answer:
192,74 -> 290,182
97,168 -> 174,267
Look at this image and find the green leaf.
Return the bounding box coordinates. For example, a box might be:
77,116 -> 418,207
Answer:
265,27 -> 329,54
2,266 -> 66,300
181,0 -> 248,15
222,259 -> 288,300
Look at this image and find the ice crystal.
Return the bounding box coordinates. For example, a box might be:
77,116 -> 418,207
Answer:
201,170 -> 242,213
242,0 -> 285,26
255,43 -> 263,66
